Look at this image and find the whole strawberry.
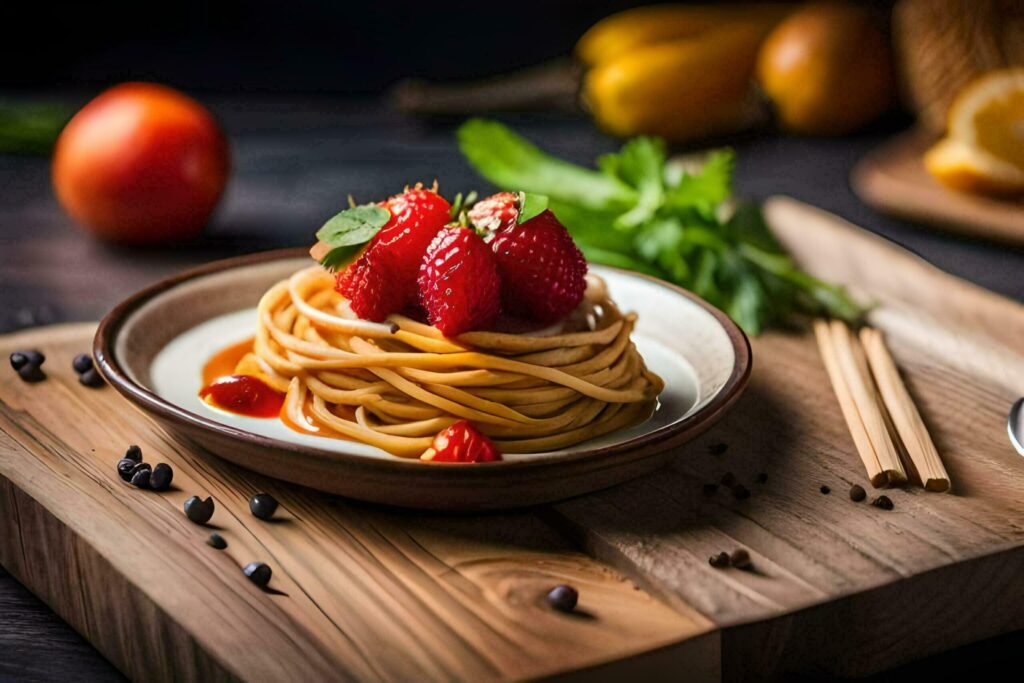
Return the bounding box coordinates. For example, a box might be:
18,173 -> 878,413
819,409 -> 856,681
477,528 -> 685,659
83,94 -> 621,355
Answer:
334,248 -> 406,322
468,191 -> 518,236
422,420 -> 501,463
418,226 -> 501,336
335,187 -> 450,319
489,210 -> 587,323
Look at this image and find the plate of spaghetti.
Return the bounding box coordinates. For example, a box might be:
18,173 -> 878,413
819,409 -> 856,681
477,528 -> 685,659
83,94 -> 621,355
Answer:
96,188 -> 750,509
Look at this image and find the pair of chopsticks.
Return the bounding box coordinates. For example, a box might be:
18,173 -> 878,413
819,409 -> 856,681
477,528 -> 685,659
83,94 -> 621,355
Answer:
814,320 -> 950,492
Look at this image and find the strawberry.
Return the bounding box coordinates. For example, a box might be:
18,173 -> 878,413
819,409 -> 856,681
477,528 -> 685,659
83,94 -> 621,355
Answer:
489,210 -> 587,323
418,226 -> 501,336
334,248 -> 406,322
467,191 -> 518,236
422,420 -> 501,463
335,187 -> 450,320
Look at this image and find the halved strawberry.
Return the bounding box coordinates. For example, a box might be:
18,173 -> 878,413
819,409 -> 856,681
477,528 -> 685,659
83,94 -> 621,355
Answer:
489,210 -> 587,323
421,420 -> 501,463
467,191 -> 519,236
418,226 -> 501,336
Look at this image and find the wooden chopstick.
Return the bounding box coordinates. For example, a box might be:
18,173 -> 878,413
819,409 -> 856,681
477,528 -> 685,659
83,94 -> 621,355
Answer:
813,320 -> 890,487
860,327 -> 951,492
828,321 -> 908,486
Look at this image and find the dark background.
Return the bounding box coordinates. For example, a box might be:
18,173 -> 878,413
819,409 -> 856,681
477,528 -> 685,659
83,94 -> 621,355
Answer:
2,0 -> 1024,680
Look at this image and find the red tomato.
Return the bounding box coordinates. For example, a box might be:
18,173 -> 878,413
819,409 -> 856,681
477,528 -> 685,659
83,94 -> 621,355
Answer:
52,82 -> 229,244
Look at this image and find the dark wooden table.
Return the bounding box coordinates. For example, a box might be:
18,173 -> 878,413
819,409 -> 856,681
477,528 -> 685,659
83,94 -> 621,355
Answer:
2,96 -> 1023,681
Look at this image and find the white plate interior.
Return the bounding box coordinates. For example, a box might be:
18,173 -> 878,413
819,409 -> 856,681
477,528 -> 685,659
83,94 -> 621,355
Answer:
146,265 -> 737,463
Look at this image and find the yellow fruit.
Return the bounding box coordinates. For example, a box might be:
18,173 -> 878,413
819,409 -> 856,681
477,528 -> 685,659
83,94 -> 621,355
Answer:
583,23 -> 769,143
576,4 -> 792,67
756,2 -> 894,135
924,68 -> 1024,196
924,139 -> 1024,196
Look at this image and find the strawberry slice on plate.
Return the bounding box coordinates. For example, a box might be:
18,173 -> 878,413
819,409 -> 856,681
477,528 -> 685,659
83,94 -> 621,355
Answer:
421,420 -> 501,463
418,225 -> 501,337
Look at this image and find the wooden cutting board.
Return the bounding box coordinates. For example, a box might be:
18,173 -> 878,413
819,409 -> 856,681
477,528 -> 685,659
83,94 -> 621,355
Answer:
2,197 -> 1024,681
851,130 -> 1024,244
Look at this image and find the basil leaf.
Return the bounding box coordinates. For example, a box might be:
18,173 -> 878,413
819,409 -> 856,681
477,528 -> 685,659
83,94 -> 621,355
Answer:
517,192 -> 549,223
319,245 -> 363,273
315,205 -> 390,248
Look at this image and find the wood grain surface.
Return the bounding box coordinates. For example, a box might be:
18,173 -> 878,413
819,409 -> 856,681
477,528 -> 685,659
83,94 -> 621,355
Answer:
2,198 -> 1024,681
851,131 -> 1024,245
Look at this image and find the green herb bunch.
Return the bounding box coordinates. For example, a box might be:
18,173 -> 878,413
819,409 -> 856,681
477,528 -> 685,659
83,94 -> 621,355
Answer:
457,119 -> 863,334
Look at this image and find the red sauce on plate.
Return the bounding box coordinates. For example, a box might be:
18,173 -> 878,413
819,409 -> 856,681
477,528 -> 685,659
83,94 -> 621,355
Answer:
199,375 -> 284,418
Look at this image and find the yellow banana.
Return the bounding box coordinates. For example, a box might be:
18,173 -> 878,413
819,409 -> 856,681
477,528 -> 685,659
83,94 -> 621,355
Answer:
576,3 -> 792,67
583,23 -> 771,143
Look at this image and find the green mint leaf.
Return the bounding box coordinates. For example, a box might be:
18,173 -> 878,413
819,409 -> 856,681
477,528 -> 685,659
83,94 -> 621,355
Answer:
319,245 -> 362,273
315,205 -> 390,248
457,119 -> 636,211
517,191 -> 549,223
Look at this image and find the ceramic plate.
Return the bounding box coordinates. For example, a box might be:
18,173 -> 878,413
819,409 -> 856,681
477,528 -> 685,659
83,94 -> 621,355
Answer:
95,250 -> 750,509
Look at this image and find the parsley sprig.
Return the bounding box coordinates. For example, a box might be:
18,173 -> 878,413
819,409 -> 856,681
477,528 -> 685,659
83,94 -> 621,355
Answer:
457,119 -> 864,334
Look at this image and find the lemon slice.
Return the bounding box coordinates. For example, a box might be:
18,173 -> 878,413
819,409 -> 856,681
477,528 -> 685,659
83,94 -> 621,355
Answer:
925,68 -> 1024,196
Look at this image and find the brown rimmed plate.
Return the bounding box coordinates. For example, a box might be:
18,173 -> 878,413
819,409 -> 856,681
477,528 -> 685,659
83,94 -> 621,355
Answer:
95,249 -> 750,510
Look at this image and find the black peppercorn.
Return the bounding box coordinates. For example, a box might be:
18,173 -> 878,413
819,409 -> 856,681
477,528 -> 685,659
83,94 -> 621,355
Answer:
79,368 -> 104,388
731,484 -> 750,500
206,533 -> 227,550
184,496 -> 215,524
546,584 -> 578,612
708,443 -> 728,456
72,353 -> 94,374
871,495 -> 894,510
150,463 -> 174,492
17,364 -> 45,383
130,468 -> 151,489
124,445 -> 143,462
720,472 -> 736,487
729,548 -> 751,569
849,484 -> 867,502
702,483 -> 719,496
244,562 -> 272,587
709,552 -> 730,568
820,485 -> 831,495
116,458 -> 137,482
22,350 -> 44,366
9,352 -> 29,371
249,493 -> 279,520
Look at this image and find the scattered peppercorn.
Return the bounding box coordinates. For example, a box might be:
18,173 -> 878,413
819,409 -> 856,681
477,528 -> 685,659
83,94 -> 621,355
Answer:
243,562 -> 272,588
871,495 -> 894,510
150,463 -> 174,492
755,472 -> 768,484
708,443 -> 728,456
731,484 -> 751,500
184,496 -> 215,525
124,445 -> 143,462
820,485 -> 831,495
22,351 -> 44,366
729,548 -> 752,569
72,353 -> 94,374
702,483 -> 719,496
720,472 -> 736,487
849,484 -> 867,502
116,458 -> 137,482
79,368 -> 104,388
546,585 -> 578,612
206,533 -> 227,550
130,468 -> 151,489
9,352 -> 29,371
17,364 -> 45,383
709,552 -> 730,568
249,493 -> 279,520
